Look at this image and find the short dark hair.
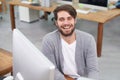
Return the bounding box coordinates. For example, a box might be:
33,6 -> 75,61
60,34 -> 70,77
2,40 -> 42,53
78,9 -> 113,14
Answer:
53,4 -> 77,20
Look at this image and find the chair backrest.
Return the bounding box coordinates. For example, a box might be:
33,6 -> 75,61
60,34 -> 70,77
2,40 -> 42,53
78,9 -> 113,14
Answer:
0,0 -> 7,13
0,1 -> 2,12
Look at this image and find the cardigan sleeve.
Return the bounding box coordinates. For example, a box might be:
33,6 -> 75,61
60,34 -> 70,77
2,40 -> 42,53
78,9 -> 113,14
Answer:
85,35 -> 99,80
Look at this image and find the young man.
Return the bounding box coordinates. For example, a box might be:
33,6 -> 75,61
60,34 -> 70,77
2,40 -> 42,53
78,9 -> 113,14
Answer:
41,4 -> 99,80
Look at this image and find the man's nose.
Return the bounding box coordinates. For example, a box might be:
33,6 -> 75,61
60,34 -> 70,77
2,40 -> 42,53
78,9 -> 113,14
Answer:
63,19 -> 69,24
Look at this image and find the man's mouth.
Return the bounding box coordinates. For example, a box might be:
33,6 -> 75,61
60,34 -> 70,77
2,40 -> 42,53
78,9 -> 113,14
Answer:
63,26 -> 71,29
62,24 -> 72,30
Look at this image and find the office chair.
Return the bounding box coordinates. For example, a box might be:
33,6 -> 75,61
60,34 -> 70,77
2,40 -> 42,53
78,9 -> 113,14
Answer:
0,0 -> 2,19
0,0 -> 7,20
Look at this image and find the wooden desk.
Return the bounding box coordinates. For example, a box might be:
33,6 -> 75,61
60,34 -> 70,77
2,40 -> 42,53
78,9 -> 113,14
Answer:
8,1 -> 120,57
77,9 -> 120,57
0,48 -> 12,76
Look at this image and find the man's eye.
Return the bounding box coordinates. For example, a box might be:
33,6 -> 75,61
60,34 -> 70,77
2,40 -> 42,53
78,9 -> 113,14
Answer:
68,17 -> 72,20
59,18 -> 64,21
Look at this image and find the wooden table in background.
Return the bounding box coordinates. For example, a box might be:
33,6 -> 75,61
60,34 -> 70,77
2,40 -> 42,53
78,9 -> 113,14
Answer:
8,1 -> 120,57
0,48 -> 12,76
77,8 -> 120,57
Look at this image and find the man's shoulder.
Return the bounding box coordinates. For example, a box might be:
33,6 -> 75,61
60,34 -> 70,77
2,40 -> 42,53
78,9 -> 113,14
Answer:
44,30 -> 58,37
43,30 -> 59,41
76,29 -> 93,38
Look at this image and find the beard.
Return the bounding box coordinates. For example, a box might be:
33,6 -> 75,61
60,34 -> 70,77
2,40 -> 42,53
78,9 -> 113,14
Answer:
58,25 -> 75,37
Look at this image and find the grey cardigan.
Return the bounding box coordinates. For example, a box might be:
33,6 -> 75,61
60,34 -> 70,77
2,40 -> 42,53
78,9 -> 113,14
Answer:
41,29 -> 99,80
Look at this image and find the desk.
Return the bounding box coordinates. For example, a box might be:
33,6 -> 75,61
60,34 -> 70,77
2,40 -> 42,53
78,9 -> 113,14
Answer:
0,48 -> 12,76
77,8 -> 120,57
9,1 -> 120,57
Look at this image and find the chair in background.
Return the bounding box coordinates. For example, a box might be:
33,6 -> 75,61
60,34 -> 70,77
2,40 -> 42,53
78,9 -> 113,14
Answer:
0,0 -> 7,19
0,0 -> 2,19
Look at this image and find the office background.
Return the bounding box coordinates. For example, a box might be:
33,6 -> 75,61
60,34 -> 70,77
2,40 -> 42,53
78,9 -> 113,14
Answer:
0,0 -> 120,80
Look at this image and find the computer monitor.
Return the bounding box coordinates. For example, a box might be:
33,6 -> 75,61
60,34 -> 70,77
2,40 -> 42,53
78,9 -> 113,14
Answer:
12,29 -> 55,80
79,0 -> 109,10
57,0 -> 72,5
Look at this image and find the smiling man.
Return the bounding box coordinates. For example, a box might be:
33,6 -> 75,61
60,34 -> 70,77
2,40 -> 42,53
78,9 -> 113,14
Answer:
41,4 -> 99,80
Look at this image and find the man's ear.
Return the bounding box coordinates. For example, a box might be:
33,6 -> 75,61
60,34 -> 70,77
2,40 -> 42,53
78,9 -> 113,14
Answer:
55,20 -> 58,26
75,18 -> 77,24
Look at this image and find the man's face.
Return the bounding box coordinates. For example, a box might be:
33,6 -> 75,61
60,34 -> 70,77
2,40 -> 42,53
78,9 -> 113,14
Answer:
55,11 -> 76,37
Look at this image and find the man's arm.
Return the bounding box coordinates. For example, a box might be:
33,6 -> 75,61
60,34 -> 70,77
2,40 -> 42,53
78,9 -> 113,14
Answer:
85,35 -> 99,80
64,75 -> 74,80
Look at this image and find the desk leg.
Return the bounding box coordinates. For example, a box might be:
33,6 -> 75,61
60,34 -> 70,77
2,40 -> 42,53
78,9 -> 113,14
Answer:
97,23 -> 103,57
9,5 -> 15,30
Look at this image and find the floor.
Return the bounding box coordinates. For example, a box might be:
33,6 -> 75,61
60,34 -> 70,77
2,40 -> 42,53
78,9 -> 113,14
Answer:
0,2 -> 120,80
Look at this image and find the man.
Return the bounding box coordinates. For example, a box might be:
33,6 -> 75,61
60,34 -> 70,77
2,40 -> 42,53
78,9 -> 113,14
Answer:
41,4 -> 99,80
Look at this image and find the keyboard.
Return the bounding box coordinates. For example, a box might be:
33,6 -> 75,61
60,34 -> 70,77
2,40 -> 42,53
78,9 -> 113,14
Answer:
21,1 -> 33,4
30,3 -> 40,6
76,9 -> 90,14
21,1 -> 39,5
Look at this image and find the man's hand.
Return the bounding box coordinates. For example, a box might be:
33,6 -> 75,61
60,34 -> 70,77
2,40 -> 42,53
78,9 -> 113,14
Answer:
64,75 -> 74,80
